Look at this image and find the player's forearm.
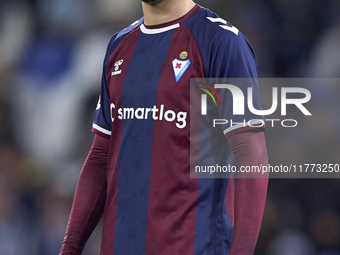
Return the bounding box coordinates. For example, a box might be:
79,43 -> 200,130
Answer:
227,130 -> 268,255
60,135 -> 109,255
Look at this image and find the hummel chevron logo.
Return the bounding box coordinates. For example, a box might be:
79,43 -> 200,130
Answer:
206,17 -> 239,35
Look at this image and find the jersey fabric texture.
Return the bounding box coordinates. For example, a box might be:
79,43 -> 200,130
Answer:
92,4 -> 263,255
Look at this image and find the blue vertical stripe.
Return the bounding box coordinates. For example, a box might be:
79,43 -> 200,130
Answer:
194,113 -> 234,254
113,29 -> 175,255
193,178 -> 233,255
193,178 -> 217,255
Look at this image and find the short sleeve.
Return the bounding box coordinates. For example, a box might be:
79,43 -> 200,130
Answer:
90,21 -> 143,139
92,58 -> 112,139
207,29 -> 265,138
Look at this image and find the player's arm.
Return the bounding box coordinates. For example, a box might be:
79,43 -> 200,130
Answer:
59,134 -> 109,255
227,130 -> 268,255
204,16 -> 268,253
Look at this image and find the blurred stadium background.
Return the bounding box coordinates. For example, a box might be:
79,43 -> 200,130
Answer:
0,0 -> 340,254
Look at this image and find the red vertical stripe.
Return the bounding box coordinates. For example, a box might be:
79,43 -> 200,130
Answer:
145,26 -> 205,255
100,28 -> 141,255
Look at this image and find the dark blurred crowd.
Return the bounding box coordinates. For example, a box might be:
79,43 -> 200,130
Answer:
0,0 -> 340,254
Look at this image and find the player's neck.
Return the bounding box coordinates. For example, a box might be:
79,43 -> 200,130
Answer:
142,0 -> 196,26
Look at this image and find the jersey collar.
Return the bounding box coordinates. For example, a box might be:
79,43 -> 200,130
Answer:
140,4 -> 201,34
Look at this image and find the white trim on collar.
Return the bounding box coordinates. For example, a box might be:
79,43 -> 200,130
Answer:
140,23 -> 180,34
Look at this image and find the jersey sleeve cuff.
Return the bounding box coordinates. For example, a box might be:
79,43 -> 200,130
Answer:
92,124 -> 111,139
224,123 -> 265,140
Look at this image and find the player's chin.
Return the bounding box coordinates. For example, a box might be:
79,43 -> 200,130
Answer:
141,0 -> 165,5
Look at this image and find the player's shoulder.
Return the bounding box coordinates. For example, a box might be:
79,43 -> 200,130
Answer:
184,7 -> 250,49
105,18 -> 144,58
183,6 -> 256,76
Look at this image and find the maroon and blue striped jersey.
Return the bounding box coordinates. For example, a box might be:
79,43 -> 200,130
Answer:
91,4 -> 263,255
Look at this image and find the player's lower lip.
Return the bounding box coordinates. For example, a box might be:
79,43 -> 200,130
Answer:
142,0 -> 165,5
